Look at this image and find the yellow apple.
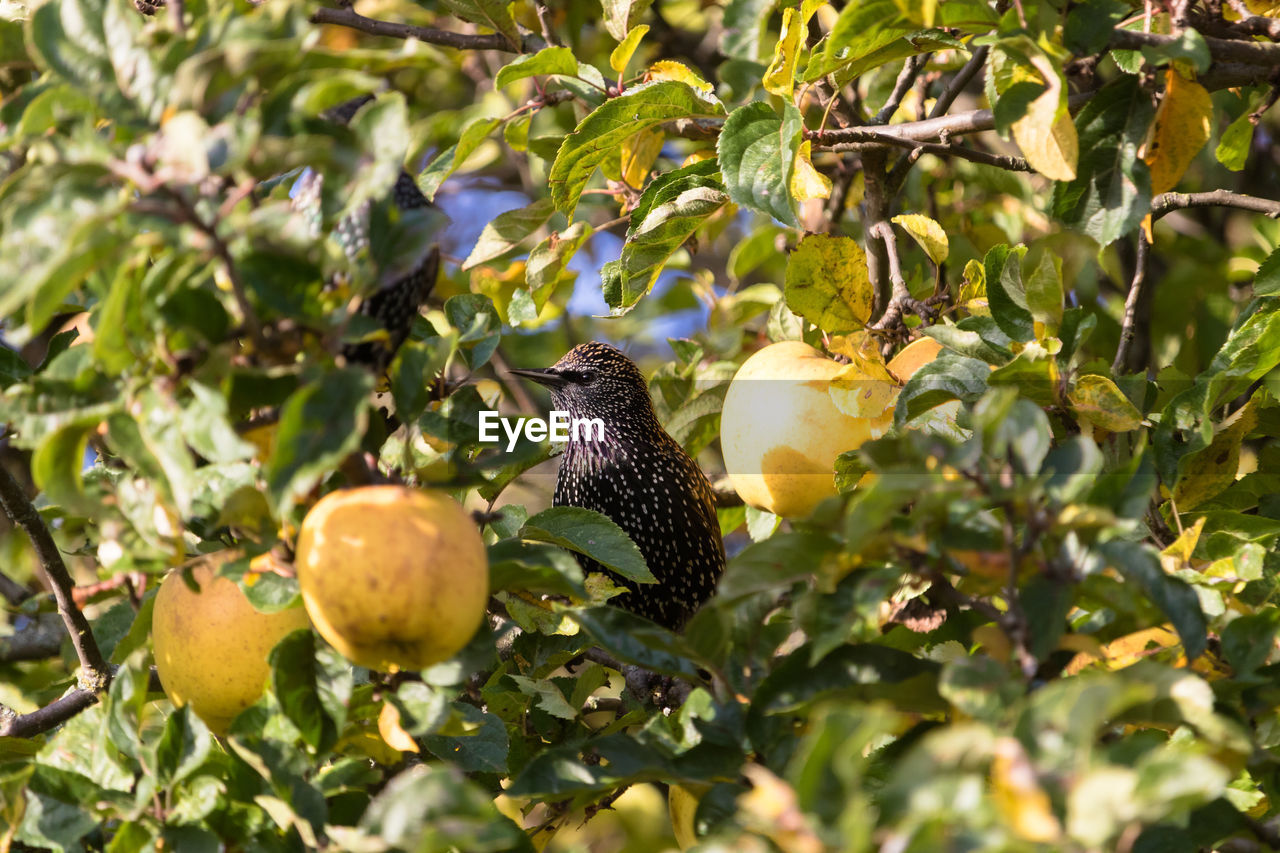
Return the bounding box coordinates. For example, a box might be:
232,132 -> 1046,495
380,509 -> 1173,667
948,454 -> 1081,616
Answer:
295,485 -> 489,672
721,341 -> 894,517
151,553 -> 310,735
668,782 -> 711,850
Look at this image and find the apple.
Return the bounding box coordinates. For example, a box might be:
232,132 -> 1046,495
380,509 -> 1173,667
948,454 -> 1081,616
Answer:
721,341 -> 895,517
151,553 -> 310,735
294,485 -> 489,672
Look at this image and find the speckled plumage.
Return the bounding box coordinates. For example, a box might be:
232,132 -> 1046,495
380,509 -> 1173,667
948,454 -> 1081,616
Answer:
293,95 -> 439,372
513,342 -> 725,630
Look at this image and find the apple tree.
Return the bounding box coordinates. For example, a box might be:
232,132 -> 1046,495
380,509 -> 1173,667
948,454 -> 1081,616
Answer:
1,0 -> 1279,849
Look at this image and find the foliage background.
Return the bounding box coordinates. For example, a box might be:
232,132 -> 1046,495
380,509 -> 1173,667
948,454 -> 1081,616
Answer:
0,0 -> 1279,850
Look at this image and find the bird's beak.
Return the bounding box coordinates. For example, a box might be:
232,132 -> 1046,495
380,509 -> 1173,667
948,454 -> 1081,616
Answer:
508,367 -> 567,388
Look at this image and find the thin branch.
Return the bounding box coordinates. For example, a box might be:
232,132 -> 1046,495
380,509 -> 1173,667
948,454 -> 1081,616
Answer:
929,45 -> 990,119
533,0 -> 560,47
0,464 -> 109,685
0,688 -> 99,739
310,6 -> 521,52
0,613 -> 64,663
811,127 -> 1033,171
870,221 -> 933,330
1110,26 -> 1280,64
0,567 -> 31,605
1113,231 -> 1151,375
1151,190 -> 1280,220
873,55 -> 926,125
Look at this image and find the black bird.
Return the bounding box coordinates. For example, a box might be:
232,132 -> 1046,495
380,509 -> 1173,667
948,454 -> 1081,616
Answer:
292,95 -> 441,372
510,342 -> 726,630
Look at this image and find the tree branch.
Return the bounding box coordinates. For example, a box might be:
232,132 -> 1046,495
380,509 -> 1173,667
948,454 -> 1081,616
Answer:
928,45 -> 989,119
1113,231 -> 1151,375
0,465 -> 108,684
310,6 -> 521,52
0,613 -> 64,663
1110,26 -> 1280,65
0,688 -> 100,739
0,567 -> 31,605
1151,189 -> 1280,220
0,463 -> 111,738
873,55 -> 926,124
868,220 -> 941,331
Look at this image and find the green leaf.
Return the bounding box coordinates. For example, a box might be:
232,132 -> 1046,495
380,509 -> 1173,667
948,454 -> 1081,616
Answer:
1051,76 -> 1154,246
783,234 -> 874,331
1025,250 -> 1063,335
521,506 -> 656,584
1215,112 -> 1254,172
721,0 -> 776,59
550,81 -> 724,217
611,166 -> 730,313
601,0 -> 655,41
264,368 -> 375,515
440,0 -> 521,50
359,765 -> 530,851
1069,374 -> 1143,432
421,703 -> 510,774
527,220 -> 593,309
984,243 -> 1033,342
1254,245 -> 1280,297
269,629 -> 338,752
418,117 -> 503,201
751,643 -> 944,718
494,47 -> 579,88
922,317 -> 1013,364
152,706 -> 214,788
462,198 -> 556,270
1064,0 -> 1129,54
570,605 -> 707,678
1101,540 -> 1208,659
894,350 -> 990,427
717,101 -> 801,228
802,0 -> 910,80
488,539 -> 587,597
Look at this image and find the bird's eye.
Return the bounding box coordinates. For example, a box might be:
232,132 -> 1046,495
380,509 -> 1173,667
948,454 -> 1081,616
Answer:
578,370 -> 597,383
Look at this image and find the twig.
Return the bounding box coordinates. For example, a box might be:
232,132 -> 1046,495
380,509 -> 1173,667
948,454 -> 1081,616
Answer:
1109,26 -> 1280,65
310,6 -> 521,51
873,56 -> 925,125
170,0 -> 185,36
862,148 -> 892,312
868,220 -> 941,331
0,567 -> 31,605
811,128 -> 1033,171
0,464 -> 109,685
0,613 -> 63,662
1151,190 -> 1280,220
72,572 -> 146,608
1113,231 -> 1151,375
534,0 -> 560,47
928,45 -> 990,119
1,688 -> 100,738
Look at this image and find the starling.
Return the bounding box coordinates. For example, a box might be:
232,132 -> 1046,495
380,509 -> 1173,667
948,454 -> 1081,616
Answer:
510,342 -> 726,630
292,95 -> 440,373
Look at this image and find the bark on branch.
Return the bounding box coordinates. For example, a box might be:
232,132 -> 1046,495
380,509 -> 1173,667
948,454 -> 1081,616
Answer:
310,6 -> 521,52
1152,190 -> 1280,220
0,463 -> 111,737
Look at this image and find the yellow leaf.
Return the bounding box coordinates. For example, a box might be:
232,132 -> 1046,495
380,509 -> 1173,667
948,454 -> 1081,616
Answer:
609,24 -> 649,74
376,702 -> 419,754
891,213 -> 949,265
646,59 -> 712,91
828,335 -> 899,421
790,141 -> 832,201
1244,0 -> 1280,13
620,126 -> 664,189
1160,516 -> 1206,572
991,738 -> 1062,843
1012,80 -> 1078,180
1171,395 -> 1258,511
1064,626 -> 1183,675
783,234 -> 874,332
1067,374 -> 1142,432
959,259 -> 986,302
762,7 -> 803,97
680,148 -> 717,168
1144,69 -> 1212,196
